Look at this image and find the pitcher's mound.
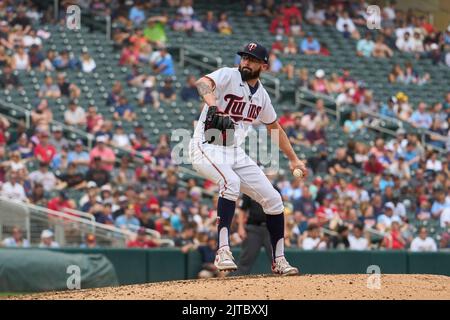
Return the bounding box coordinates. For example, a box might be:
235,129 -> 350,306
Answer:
12,274 -> 450,300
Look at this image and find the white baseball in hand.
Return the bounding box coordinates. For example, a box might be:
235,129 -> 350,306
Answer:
293,168 -> 303,178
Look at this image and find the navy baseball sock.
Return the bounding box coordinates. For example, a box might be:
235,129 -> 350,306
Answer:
217,197 -> 236,251
266,213 -> 285,262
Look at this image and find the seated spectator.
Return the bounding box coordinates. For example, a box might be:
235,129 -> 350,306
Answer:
80,234 -> 98,248
40,49 -> 56,72
328,148 -> 353,176
217,12 -> 232,35
56,159 -> 85,188
56,72 -> 81,99
151,47 -> 175,76
320,42 -> 330,56
80,51 -> 96,73
180,75 -> 200,102
411,31 -> 425,53
38,76 -> 61,99
269,12 -> 289,35
372,35 -> 393,58
343,111 -> 364,134
396,32 -> 414,52
409,102 -> 432,129
328,73 -> 344,94
86,105 -> 104,134
33,131 -> 56,164
28,44 -> 44,68
426,151 -> 442,172
89,136 -> 115,171
381,221 -> 405,249
336,12 -> 360,39
47,191 -> 76,212
107,81 -> 123,107
410,227 -> 437,252
11,45 -> 30,71
129,2 -> 146,26
115,205 -> 141,231
389,156 -> 411,180
364,154 -> 385,175
85,156 -> 110,187
306,4 -> 325,26
295,68 -> 310,90
49,125 -> 69,153
284,36 -> 298,55
388,64 -> 405,83
300,33 -> 320,55
53,50 -> 77,70
348,224 -> 369,250
2,226 -> 30,247
0,64 -> 21,89
64,100 -> 86,127
119,41 -> 139,66
431,189 -> 448,219
329,225 -> 350,249
271,35 -> 285,54
114,96 -> 136,122
300,224 -> 327,250
0,170 -> 27,201
311,69 -> 330,94
127,227 -> 159,248
202,11 -> 218,32
377,202 -> 402,232
39,229 -> 60,248
95,202 -> 114,225
144,15 -> 168,47
28,162 -> 56,192
289,15 -> 303,37
357,32 -> 374,57
441,207 -> 450,229
197,233 -> 222,278
159,78 -> 176,103
112,124 -> 131,149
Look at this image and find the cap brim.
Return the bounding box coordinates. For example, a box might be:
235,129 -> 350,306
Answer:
237,51 -> 267,63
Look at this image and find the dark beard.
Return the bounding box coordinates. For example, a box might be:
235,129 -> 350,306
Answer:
238,65 -> 261,81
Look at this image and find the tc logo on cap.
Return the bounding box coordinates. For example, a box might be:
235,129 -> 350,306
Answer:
248,43 -> 257,51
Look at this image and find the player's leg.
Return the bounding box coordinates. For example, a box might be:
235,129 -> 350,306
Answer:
190,142 -> 239,271
234,153 -> 299,275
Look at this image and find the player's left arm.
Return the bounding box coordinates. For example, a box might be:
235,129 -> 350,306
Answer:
266,120 -> 307,177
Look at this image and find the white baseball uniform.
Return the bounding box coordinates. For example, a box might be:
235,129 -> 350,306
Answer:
189,67 -> 283,215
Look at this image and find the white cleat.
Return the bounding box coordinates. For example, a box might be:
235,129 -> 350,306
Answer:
272,257 -> 299,276
214,248 -> 237,272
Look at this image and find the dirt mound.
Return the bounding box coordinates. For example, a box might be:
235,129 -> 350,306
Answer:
10,274 -> 450,300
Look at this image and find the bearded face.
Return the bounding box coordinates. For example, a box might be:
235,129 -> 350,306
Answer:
238,63 -> 262,81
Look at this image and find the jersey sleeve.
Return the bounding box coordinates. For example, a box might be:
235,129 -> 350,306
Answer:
257,93 -> 277,125
204,67 -> 232,92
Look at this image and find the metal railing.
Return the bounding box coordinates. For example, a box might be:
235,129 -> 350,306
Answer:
295,88 -> 448,153
0,196 -> 174,247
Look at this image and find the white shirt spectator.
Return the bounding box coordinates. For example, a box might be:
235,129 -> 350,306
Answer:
410,237 -> 437,252
81,57 -> 96,73
64,106 -> 86,126
441,207 -> 450,228
0,181 -> 27,201
336,16 -> 356,33
13,53 -> 30,70
302,237 -> 327,250
112,133 -> 131,148
426,159 -> 442,172
2,237 -> 30,247
39,241 -> 60,248
23,35 -> 42,47
396,36 -> 415,52
377,214 -> 402,228
348,235 -> 369,250
383,6 -> 396,21
28,170 -> 57,192
178,5 -> 194,19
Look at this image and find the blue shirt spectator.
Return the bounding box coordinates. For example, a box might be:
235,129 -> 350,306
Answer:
180,75 -> 200,102
409,103 -> 432,129
154,49 -> 175,76
129,5 -> 146,26
357,33 -> 375,57
300,35 -> 320,54
115,209 -> 140,230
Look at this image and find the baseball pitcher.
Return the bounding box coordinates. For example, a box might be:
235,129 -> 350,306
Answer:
189,42 -> 307,275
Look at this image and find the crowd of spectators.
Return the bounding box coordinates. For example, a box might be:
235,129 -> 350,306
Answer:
0,0 -> 449,255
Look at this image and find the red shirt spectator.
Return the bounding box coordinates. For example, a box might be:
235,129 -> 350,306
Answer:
383,224 -> 405,250
86,105 -> 104,133
270,14 -> 290,35
279,110 -> 295,128
34,132 -> 56,164
119,43 -> 139,66
364,155 -> 385,175
47,192 -> 76,219
127,228 -> 159,248
281,4 -> 302,24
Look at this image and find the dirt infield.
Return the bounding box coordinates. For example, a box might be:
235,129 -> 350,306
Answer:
9,274 -> 450,300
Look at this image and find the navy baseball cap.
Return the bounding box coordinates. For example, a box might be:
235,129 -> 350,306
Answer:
237,42 -> 269,63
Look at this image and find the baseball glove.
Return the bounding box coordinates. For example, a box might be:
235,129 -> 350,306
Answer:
204,106 -> 235,146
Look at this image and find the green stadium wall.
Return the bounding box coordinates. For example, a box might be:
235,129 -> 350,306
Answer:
0,248 -> 449,291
